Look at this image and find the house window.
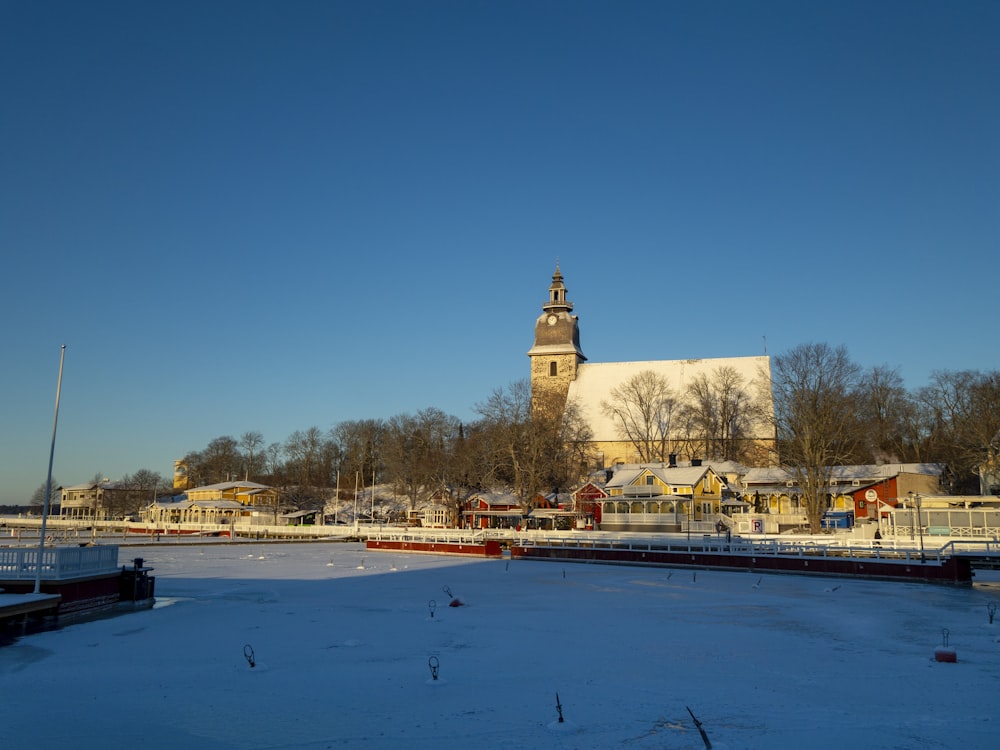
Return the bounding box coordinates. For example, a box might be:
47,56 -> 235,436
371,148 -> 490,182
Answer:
549,361 -> 557,376
646,476 -> 655,486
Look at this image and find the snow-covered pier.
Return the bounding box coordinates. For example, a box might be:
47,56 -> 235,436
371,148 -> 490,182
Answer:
0,545 -> 154,618
510,533 -> 975,584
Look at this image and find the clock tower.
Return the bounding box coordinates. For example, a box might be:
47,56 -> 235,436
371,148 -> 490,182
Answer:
528,266 -> 586,412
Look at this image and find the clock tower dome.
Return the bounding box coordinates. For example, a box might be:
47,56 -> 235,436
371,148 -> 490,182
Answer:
528,266 -> 586,412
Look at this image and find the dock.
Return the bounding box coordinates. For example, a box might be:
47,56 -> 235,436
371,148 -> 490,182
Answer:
0,592 -> 61,631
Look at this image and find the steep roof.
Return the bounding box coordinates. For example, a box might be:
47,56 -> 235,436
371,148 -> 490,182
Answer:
566,355 -> 773,443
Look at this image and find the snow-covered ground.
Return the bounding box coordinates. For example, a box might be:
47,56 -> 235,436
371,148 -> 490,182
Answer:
2,541 -> 999,749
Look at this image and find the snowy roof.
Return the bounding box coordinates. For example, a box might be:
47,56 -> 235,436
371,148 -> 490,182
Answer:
606,464 -> 712,489
566,355 -> 772,443
468,491 -> 520,507
188,481 -> 274,492
743,464 -> 944,486
63,481 -> 119,491
150,499 -> 193,509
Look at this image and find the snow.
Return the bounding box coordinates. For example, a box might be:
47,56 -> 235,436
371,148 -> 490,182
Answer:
2,541 -> 999,749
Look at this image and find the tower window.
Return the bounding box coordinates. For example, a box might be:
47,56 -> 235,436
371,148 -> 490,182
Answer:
549,361 -> 557,376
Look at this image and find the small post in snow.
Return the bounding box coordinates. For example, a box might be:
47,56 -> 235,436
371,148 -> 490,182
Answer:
686,706 -> 711,749
428,599 -> 436,619
934,627 -> 957,663
243,644 -> 256,669
988,602 -> 997,624
555,692 -> 564,723
427,656 -> 440,681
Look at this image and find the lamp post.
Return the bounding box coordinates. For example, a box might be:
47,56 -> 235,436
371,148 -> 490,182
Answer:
916,492 -> 925,562
686,496 -> 692,542
908,491 -> 925,562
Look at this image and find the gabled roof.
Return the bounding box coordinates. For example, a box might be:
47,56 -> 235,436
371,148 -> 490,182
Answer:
572,481 -> 608,499
468,491 -> 520,507
606,464 -> 713,489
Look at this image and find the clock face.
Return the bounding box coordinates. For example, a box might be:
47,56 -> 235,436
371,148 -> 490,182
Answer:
547,315 -> 557,325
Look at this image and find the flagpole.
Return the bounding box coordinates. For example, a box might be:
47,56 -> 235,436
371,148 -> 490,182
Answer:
35,345 -> 66,594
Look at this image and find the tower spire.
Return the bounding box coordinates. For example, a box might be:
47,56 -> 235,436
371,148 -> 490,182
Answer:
528,266 -> 586,412
543,264 -> 573,313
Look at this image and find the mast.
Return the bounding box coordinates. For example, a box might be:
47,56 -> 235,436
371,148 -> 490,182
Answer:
34,345 -> 66,595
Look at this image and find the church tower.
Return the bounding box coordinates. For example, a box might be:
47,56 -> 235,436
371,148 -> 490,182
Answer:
528,266 -> 586,411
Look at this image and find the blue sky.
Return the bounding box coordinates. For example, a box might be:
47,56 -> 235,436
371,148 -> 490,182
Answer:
2,1 -> 997,505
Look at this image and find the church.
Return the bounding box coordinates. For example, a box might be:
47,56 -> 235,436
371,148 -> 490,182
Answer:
528,266 -> 776,468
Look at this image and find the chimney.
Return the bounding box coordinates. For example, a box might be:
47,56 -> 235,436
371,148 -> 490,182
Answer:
668,454 -> 677,468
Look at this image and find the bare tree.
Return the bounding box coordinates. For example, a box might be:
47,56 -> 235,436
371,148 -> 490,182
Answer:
855,365 -> 919,463
183,436 -> 242,486
29,478 -> 61,514
117,469 -> 166,518
239,431 -> 265,480
476,381 -> 593,512
263,442 -> 284,482
918,370 -> 1000,494
769,343 -> 862,532
681,365 -> 761,462
601,370 -> 679,463
382,408 -> 460,513
331,419 -> 385,518
283,427 -> 336,507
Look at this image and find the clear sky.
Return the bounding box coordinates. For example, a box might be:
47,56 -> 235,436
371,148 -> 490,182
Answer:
2,1 -> 997,505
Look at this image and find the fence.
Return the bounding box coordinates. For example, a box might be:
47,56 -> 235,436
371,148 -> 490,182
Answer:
513,530 -> 951,564
0,544 -> 120,581
890,509 -> 1000,539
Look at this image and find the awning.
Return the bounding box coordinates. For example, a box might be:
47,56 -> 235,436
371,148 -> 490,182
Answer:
280,510 -> 317,519
528,508 -> 577,518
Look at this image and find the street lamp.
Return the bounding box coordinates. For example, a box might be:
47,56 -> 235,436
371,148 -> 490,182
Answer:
908,491 -> 926,563
916,492 -> 925,562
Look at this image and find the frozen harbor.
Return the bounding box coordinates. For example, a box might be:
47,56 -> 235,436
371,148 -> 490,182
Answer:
2,541 -> 999,749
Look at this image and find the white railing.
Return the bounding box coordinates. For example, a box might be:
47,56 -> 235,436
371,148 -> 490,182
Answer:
513,531 -> 951,564
368,528 -> 490,546
938,539 -> 1000,557
0,545 -> 121,581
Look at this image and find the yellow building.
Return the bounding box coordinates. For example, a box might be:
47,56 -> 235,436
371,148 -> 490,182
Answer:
142,481 -> 281,527
599,463 -> 729,532
60,480 -> 121,520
